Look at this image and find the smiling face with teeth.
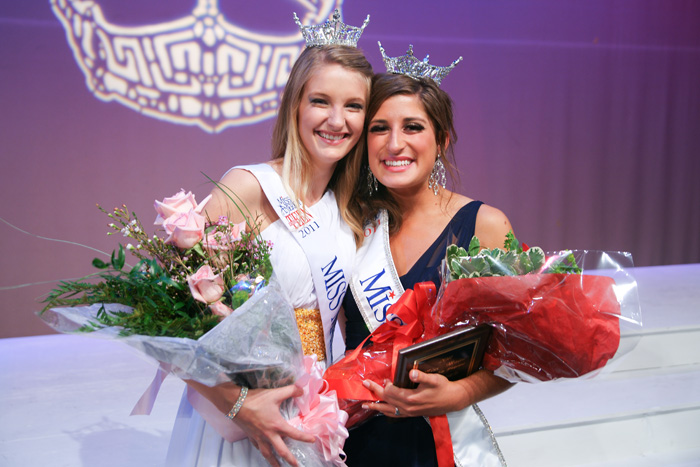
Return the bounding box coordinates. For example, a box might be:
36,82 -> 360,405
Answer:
297,62 -> 368,176
367,93 -> 442,195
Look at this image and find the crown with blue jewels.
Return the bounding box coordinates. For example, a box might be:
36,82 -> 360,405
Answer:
294,9 -> 370,48
378,42 -> 462,86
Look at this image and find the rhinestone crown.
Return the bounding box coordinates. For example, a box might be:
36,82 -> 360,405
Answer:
294,9 -> 369,48
379,42 -> 462,86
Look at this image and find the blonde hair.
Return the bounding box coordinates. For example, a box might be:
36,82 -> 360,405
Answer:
271,45 -> 373,243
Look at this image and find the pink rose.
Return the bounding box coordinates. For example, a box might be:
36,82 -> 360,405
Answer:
154,190 -> 212,225
163,210 -> 206,249
209,300 -> 233,318
227,221 -> 245,241
187,265 -> 225,304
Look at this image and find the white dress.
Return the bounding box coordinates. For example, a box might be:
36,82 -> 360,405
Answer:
165,165 -> 354,466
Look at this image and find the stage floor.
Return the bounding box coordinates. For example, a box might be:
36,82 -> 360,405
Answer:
1,264 -> 699,466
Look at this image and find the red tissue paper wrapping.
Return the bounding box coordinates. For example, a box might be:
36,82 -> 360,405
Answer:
325,282 -> 437,428
325,268 -> 625,428
435,273 -> 621,382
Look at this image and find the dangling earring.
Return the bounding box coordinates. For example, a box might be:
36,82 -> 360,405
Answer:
428,155 -> 446,196
367,166 -> 378,196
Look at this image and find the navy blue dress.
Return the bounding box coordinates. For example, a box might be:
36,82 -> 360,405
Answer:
343,201 -> 483,466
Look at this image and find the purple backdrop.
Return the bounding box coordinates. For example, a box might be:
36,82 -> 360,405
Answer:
2,0 -> 699,338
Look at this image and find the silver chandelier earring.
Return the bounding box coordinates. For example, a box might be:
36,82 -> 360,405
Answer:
428,155 -> 446,195
367,166 -> 379,196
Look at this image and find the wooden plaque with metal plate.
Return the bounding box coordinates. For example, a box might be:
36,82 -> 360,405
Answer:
393,324 -> 492,389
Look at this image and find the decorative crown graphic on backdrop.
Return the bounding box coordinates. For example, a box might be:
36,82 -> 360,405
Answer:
379,42 -> 462,86
294,9 -> 369,48
50,0 -> 342,133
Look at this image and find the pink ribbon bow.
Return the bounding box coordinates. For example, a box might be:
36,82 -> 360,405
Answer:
289,355 -> 349,465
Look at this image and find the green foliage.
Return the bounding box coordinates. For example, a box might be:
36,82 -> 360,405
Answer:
446,231 -> 582,281
543,251 -> 582,274
41,201 -> 273,339
42,256 -> 219,338
503,231 -> 522,253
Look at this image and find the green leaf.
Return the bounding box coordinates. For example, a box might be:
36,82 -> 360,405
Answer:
500,250 -> 519,273
470,256 -> 488,275
468,236 -> 481,256
446,244 -> 460,257
503,231 -> 521,252
174,308 -> 191,319
528,247 -> 546,271
92,258 -> 109,269
143,295 -> 158,309
518,252 -> 533,274
111,245 -> 126,270
191,242 -> 206,258
449,258 -> 463,280
484,255 -> 512,276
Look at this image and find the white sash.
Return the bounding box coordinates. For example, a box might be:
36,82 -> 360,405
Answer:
238,164 -> 352,364
349,209 -> 406,332
349,209 -> 506,467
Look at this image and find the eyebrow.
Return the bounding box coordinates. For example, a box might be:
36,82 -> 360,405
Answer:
370,116 -> 427,125
307,92 -> 366,104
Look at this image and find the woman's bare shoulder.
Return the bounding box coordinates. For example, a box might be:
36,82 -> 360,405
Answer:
445,192 -> 472,216
204,168 -> 272,225
475,203 -> 513,250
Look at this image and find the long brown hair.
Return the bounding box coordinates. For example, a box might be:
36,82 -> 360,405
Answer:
271,45 -> 373,241
347,73 -> 459,243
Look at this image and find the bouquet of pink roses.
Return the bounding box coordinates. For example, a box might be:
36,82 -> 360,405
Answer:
39,189 -> 349,465
41,189 -> 270,335
39,188 -> 297,385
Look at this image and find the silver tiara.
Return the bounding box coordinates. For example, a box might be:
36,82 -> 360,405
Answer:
378,42 -> 462,86
294,9 -> 369,48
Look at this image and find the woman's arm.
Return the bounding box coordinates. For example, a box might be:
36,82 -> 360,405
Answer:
184,380 -> 314,467
361,369 -> 513,418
